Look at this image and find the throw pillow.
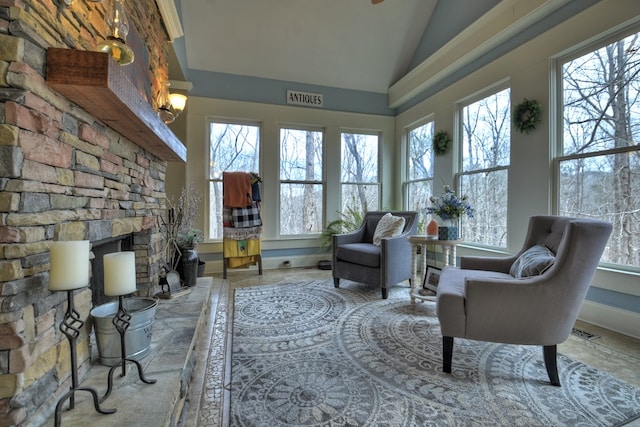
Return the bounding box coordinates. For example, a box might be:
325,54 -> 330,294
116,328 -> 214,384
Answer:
372,213 -> 406,246
509,245 -> 556,278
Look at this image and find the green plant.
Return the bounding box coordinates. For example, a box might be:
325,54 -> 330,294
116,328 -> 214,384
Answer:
513,98 -> 542,133
320,207 -> 364,251
177,228 -> 204,248
433,130 -> 451,156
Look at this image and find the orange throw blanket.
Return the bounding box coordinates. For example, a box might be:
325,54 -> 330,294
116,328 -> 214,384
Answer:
223,172 -> 252,208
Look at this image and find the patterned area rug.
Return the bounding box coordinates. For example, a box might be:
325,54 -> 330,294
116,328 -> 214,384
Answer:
230,280 -> 640,426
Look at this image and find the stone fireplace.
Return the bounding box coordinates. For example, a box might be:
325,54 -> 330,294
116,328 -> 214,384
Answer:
0,1 -> 183,425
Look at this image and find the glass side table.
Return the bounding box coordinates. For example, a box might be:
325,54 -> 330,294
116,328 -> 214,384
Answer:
408,235 -> 461,303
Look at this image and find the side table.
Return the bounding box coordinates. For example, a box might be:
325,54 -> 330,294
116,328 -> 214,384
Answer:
408,235 -> 461,303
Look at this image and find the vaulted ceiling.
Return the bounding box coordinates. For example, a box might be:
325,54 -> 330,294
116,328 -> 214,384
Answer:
165,0 -> 600,110
170,0 -> 499,94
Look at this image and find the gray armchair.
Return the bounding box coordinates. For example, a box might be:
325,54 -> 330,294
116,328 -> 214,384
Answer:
436,215 -> 612,386
333,211 -> 418,299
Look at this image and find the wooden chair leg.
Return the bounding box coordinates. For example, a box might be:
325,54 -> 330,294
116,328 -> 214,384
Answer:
381,287 -> 388,299
443,336 -> 453,373
543,345 -> 561,386
333,278 -> 340,288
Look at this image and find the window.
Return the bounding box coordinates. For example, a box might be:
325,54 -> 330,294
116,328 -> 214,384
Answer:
557,29 -> 640,267
207,121 -> 260,240
279,127 -> 324,235
459,87 -> 510,247
405,121 -> 434,226
341,132 -> 379,216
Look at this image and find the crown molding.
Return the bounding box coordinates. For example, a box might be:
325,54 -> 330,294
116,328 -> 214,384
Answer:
156,0 -> 184,41
169,80 -> 193,92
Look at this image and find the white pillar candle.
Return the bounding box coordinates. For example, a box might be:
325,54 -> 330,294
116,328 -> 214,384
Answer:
49,240 -> 90,291
103,252 -> 137,296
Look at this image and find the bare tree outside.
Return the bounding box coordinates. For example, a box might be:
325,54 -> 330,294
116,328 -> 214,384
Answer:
406,122 -> 434,231
459,88 -> 510,247
559,31 -> 640,267
280,128 -> 324,235
208,122 -> 260,239
341,132 -> 379,217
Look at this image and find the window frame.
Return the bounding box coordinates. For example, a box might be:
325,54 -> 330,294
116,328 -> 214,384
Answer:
277,125 -> 326,237
552,23 -> 640,271
205,117 -> 262,241
456,82 -> 511,248
339,129 -> 381,216
404,119 -> 435,213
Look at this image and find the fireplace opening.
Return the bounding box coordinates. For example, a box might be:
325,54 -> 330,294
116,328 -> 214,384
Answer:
91,234 -> 134,307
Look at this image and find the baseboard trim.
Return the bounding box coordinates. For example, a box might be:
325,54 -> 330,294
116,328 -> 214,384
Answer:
204,254 -> 328,276
578,300 -> 640,340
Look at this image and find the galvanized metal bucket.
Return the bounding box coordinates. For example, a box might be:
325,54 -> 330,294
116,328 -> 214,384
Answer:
90,297 -> 158,366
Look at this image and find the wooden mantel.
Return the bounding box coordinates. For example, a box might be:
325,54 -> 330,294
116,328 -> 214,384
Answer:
46,48 -> 186,162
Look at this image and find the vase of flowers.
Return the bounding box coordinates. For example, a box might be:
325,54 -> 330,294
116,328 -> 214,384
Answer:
426,185 -> 474,240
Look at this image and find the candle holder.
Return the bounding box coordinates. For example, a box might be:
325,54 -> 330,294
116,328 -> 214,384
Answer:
54,289 -> 116,427
101,295 -> 156,402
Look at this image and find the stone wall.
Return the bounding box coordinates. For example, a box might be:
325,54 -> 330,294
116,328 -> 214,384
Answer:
0,0 -> 172,425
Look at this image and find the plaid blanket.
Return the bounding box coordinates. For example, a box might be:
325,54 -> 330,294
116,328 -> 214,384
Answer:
232,203 -> 262,228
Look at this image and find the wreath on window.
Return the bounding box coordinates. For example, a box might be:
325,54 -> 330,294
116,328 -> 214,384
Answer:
433,130 -> 451,156
513,98 -> 542,134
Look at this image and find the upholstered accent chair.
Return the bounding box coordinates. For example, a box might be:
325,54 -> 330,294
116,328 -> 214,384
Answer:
332,211 -> 418,299
436,215 -> 612,386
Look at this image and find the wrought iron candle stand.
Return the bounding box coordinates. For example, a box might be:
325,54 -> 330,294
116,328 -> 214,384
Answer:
54,289 -> 116,427
101,295 -> 156,402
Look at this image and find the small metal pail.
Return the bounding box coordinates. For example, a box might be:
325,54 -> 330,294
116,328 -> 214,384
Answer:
90,297 -> 158,366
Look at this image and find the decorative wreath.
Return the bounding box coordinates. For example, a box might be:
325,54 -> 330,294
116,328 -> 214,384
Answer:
513,98 -> 542,134
433,130 -> 451,156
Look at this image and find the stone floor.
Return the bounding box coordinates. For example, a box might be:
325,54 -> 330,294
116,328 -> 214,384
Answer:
38,277 -> 218,427
42,268 -> 640,426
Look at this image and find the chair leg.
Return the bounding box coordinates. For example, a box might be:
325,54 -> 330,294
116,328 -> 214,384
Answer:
543,345 -> 561,387
443,336 -> 453,373
333,278 -> 339,288
381,287 -> 388,299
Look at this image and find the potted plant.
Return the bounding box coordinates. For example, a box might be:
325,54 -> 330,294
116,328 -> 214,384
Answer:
177,228 -> 204,250
426,185 -> 474,240
159,185 -> 203,286
318,207 -> 364,269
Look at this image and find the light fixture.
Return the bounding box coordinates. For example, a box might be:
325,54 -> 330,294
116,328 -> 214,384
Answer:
169,93 -> 187,115
96,0 -> 134,66
158,82 -> 188,124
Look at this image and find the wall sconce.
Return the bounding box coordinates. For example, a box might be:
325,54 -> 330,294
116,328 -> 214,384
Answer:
96,0 -> 134,66
169,93 -> 187,115
158,83 -> 188,124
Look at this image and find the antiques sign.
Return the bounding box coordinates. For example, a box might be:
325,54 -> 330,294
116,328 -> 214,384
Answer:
287,90 -> 323,108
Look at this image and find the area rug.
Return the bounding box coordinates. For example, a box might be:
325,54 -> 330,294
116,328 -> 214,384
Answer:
230,280 -> 640,426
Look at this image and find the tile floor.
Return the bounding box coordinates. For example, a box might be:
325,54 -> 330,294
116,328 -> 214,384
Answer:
186,267 -> 640,426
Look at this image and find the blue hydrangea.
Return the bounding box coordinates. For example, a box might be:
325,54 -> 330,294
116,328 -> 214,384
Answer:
426,185 -> 474,221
